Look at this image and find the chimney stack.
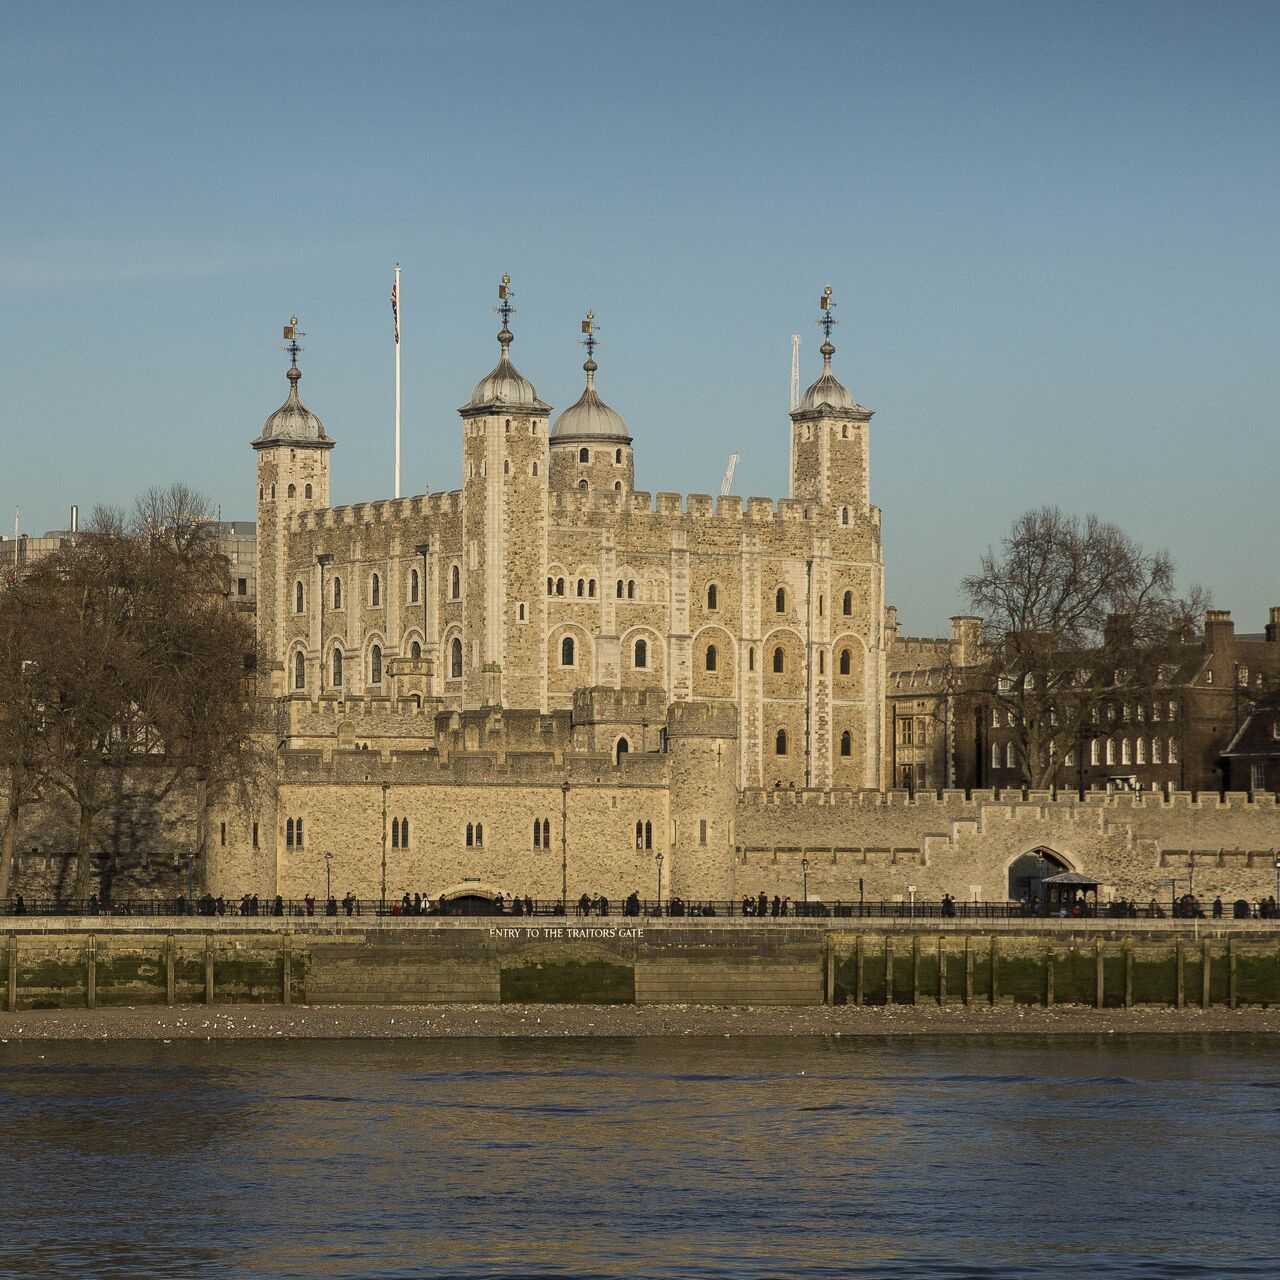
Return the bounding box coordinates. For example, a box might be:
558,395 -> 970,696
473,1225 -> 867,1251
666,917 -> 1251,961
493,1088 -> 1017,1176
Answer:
1266,606 -> 1280,644
1203,609 -> 1235,654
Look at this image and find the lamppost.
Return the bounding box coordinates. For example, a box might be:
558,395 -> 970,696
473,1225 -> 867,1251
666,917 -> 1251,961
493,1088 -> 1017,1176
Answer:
908,883 -> 916,920
186,854 -> 195,916
561,779 -> 569,913
325,851 -> 332,903
802,857 -> 809,912
655,852 -> 663,916
1274,857 -> 1279,908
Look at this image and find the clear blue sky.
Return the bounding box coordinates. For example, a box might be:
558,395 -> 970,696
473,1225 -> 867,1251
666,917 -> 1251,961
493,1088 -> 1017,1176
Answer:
2,1 -> 1277,634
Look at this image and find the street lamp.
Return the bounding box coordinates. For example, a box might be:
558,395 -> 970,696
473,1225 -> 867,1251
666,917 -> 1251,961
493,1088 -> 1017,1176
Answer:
655,852 -> 663,915
908,884 -> 916,920
802,857 -> 810,911
325,851 -> 332,902
186,853 -> 195,916
1274,857 -> 1279,908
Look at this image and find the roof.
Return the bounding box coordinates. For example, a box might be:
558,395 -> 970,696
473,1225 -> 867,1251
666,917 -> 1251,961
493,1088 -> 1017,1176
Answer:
253,366 -> 332,449
551,362 -> 630,443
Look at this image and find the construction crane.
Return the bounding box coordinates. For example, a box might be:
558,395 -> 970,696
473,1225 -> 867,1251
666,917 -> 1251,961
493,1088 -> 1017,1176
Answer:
720,452 -> 739,497
790,334 -> 801,410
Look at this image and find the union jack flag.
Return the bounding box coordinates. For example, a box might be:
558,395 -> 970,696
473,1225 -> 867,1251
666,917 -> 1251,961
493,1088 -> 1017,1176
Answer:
391,279 -> 399,344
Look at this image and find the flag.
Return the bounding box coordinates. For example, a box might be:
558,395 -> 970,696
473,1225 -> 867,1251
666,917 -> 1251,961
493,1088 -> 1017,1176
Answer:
391,279 -> 399,344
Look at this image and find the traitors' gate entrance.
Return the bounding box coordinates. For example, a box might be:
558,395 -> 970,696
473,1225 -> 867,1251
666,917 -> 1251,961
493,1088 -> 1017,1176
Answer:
1008,849 -> 1070,904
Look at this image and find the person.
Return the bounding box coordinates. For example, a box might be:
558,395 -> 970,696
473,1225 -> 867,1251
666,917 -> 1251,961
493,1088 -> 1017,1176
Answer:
401,892 -> 411,914
305,893 -> 315,917
1212,896 -> 1223,918
326,895 -> 337,916
771,895 -> 781,918
524,895 -> 533,916
87,893 -> 99,916
741,895 -> 753,917
272,895 -> 284,917
215,895 -> 226,916
780,896 -> 790,917
941,893 -> 956,919
598,894 -> 610,916
342,891 -> 355,916
757,890 -> 768,917
577,893 -> 591,917
494,892 -> 505,913
412,892 -> 422,916
512,895 -> 524,916
240,893 -> 252,916
250,893 -> 260,916
12,893 -> 25,916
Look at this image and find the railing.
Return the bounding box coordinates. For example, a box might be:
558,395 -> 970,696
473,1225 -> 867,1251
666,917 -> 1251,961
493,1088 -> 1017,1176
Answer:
0,896 -> 1273,922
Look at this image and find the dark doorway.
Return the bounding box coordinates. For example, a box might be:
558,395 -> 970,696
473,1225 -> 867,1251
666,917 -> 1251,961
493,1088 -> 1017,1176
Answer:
1007,849 -> 1069,904
441,894 -> 503,916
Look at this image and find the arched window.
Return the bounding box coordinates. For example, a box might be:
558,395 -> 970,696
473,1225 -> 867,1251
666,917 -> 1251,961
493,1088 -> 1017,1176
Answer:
533,819 -> 542,849
644,820 -> 652,850
635,820 -> 644,850
333,577 -> 342,609
287,483 -> 296,498
579,447 -> 590,463
775,729 -> 788,756
1121,738 -> 1131,765
1152,738 -> 1162,764
840,506 -> 849,525
818,650 -> 825,675
839,649 -> 851,676
616,579 -> 624,598
271,484 -> 276,499
840,730 -> 852,757
370,644 -> 382,685
705,645 -> 717,672
992,742 -> 1001,768
475,823 -> 483,847
1091,739 -> 1100,765
410,640 -> 422,660
1136,737 -> 1146,764
410,568 -> 419,603
549,577 -> 555,596
1106,739 -> 1116,765
332,648 -> 343,686
615,448 -> 622,464
556,578 -> 565,596
616,737 -> 629,764
371,574 -> 381,607
542,818 -> 550,847
627,580 -> 635,599
588,579 -> 596,598
614,480 -> 622,491
842,590 -> 852,616
532,462 -> 539,476
391,818 -> 400,849
286,818 -> 294,848
577,578 -> 585,597
294,650 -> 305,690
561,635 -> 576,667
775,587 -> 786,613
295,581 -> 305,613
1168,737 -> 1178,763
578,479 -> 588,491
259,485 -> 264,501
707,584 -> 718,611
1006,742 -> 1015,769
466,823 -> 474,847
450,637 -> 463,679
634,638 -> 648,669
295,818 -> 303,849
401,818 -> 409,847
772,647 -> 784,674
451,565 -> 461,599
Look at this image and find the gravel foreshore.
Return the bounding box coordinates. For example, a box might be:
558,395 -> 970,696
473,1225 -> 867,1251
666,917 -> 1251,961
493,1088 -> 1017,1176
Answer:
0,1003 -> 1278,1040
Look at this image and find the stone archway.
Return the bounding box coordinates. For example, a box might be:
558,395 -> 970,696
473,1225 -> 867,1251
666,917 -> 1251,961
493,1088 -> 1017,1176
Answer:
1007,848 -> 1071,904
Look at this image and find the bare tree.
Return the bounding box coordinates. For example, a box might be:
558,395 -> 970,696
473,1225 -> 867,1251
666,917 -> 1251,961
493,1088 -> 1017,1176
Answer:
962,507 -> 1207,788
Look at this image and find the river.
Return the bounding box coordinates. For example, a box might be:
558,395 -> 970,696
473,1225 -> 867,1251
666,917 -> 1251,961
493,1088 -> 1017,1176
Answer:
0,1036 -> 1275,1278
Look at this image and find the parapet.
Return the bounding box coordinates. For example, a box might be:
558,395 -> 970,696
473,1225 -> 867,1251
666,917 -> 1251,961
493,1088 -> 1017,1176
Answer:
666,700 -> 738,739
572,686 -> 669,726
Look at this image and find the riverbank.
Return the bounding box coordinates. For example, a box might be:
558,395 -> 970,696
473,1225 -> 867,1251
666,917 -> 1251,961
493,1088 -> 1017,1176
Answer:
2,1002 -> 1279,1040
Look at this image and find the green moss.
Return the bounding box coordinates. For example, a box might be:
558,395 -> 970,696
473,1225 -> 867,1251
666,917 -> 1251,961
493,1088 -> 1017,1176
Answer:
215,954 -> 286,1004
1132,949 -> 1177,1006
1054,948 -> 1099,1006
96,951 -> 167,1007
499,958 -> 634,1004
1234,949 -> 1280,1007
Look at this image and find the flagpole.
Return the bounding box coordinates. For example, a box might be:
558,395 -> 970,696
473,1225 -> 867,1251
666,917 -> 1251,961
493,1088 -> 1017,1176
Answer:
394,264 -> 402,499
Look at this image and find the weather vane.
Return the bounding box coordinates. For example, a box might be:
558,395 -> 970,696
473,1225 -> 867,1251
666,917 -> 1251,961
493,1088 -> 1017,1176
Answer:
282,315 -> 306,368
816,286 -> 837,342
494,275 -> 516,330
580,309 -> 600,362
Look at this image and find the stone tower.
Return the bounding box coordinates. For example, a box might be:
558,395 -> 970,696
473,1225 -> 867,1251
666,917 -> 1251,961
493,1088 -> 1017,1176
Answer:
458,279 -> 551,710
666,701 -> 739,900
252,321 -> 333,698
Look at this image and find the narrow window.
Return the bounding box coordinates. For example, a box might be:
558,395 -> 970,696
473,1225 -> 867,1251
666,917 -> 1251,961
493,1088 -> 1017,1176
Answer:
627,580 -> 635,600
271,484 -> 276,499
1152,738 -> 1162,764
616,737 -> 629,764
220,822 -> 226,847
295,818 -> 303,849
1106,739 -> 1116,765
392,818 -> 400,849
452,565 -> 461,599
332,648 -> 343,686
615,448 -> 622,464
645,821 -> 653,850
818,651 -> 825,675
775,729 -> 788,756
287,484 -> 296,498
371,573 -> 381,607
616,579 -> 624,598
401,819 -> 409,847
840,730 -> 852,757
532,461 -> 539,476
370,645 -> 382,684
333,577 -> 342,609
634,638 -> 648,669
475,823 -> 483,848
533,820 -> 541,849
579,447 -> 589,463
305,483 -> 313,499
1006,743 -> 1015,769
542,819 -> 550,847
635,821 -> 644,851
503,460 -> 509,475
748,647 -> 755,672
410,568 -> 420,603
775,587 -> 786,613
1136,738 -> 1146,764
294,650 -> 305,690
577,578 -> 585,597
773,647 -> 784,674
1168,738 -> 1178,763
839,649 -> 851,676
561,636 -> 576,667
1121,738 -> 1131,765
992,743 -> 1000,768
466,823 -> 474,847
588,579 -> 596,598
699,819 -> 707,846
295,581 -> 305,613
450,637 -> 463,679
410,640 -> 422,660
557,578 -> 565,596
1090,739 -> 1100,765
706,645 -> 717,672
707,584 -> 718,611
286,818 -> 294,848
841,506 -> 849,525
842,590 -> 852,616
517,604 -> 526,622
252,821 -> 259,850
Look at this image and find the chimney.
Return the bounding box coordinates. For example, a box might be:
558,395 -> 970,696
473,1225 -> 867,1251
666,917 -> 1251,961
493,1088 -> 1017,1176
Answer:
1203,609 -> 1234,654
883,605 -> 899,647
950,615 -> 982,668
1266,606 -> 1280,644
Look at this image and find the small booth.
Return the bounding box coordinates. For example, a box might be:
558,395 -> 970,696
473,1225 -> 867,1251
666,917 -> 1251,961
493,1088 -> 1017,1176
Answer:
1042,870 -> 1100,917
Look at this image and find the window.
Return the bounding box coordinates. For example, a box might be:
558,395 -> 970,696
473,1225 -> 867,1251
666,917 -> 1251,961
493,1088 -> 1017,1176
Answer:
410,640 -> 422,660
370,645 -> 382,685
1121,738 -> 1131,765
579,447 -> 589,463
294,650 -> 305,690
992,707 -> 1001,728
237,578 -> 247,596
839,649 -> 852,677
588,579 -> 596,598
295,818 -> 304,849
401,818 -> 410,848
699,819 -> 707,846
271,484 -> 276,499
842,590 -> 852,616
332,648 -> 343,686
451,565 -> 461,599
1106,739 -> 1116,765
901,718 -> 913,746
1251,763 -> 1266,792
635,820 -> 644,850
840,730 -> 852,757
220,822 -> 226,847
707,584 -> 718,611
578,480 -> 588,491
287,484 -> 296,498
775,587 -> 786,613
1205,670 -> 1214,685
533,820 -> 542,849
615,737 -> 629,765
371,574 -> 381,607
561,636 -> 576,667
333,577 -> 342,609
775,729 -> 788,755
252,822 -> 259,850
304,483 -> 313,499
818,651 -> 825,675
773,647 -> 784,674
1169,701 -> 1178,720
1091,739 -> 1100,765
1168,737 -> 1178,764
615,448 -> 622,464
295,581 -> 305,613
916,719 -> 927,745
634,638 -> 648,669
1152,738 -> 1162,764
577,578 -> 585,598
1136,738 -> 1146,764
532,462 -> 538,476
466,823 -> 474,847
1006,742 -> 1015,769
627,580 -> 635,600
992,742 -> 1001,768
392,818 -> 400,849
465,822 -> 483,848
557,577 -> 565,596
542,818 -> 550,847
450,637 -> 463,679
286,818 -> 294,848
841,507 -> 849,525
410,569 -> 420,603
644,820 -> 652,850
616,579 -> 624,598
705,645 -> 717,672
